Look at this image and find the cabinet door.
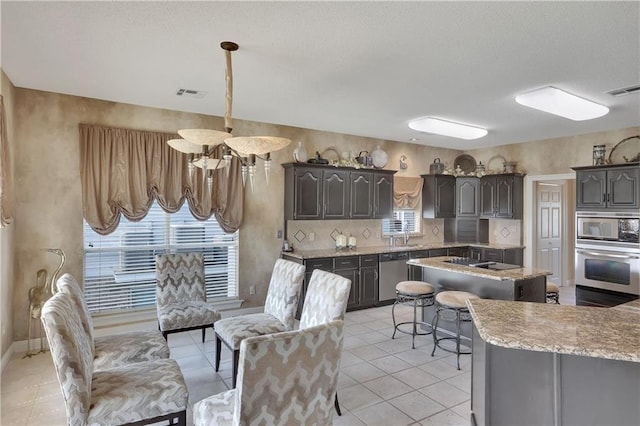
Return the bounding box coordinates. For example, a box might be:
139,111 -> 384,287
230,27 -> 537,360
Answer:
503,248 -> 524,266
457,178 -> 480,217
495,176 -> 515,218
294,168 -> 323,219
359,266 -> 378,308
436,176 -> 456,218
373,173 -> 394,218
576,170 -> 607,210
469,247 -> 483,260
607,167 -> 640,209
350,171 -> 373,218
323,169 -> 349,219
422,175 -> 456,218
479,177 -> 496,217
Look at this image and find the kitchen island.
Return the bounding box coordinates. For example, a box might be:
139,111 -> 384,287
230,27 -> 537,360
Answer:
407,257 -> 550,339
467,299 -> 640,426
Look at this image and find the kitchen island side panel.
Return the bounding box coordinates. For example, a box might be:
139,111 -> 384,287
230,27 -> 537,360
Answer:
471,324 -> 640,426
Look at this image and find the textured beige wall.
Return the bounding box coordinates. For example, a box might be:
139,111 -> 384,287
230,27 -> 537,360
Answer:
465,127 -> 640,175
10,87 -> 461,340
1,70 -> 16,356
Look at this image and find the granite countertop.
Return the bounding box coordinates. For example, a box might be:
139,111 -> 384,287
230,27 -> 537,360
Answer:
282,242 -> 525,260
467,299 -> 640,363
406,256 -> 550,281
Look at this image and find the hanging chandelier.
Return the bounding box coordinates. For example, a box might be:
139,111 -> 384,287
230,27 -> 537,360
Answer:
167,41 -> 291,192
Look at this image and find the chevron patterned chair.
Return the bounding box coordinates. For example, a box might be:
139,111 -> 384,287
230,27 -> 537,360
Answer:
298,268 -> 352,416
156,252 -> 221,342
41,291 -> 188,426
214,258 -> 305,387
56,273 -> 170,371
194,320 -> 345,426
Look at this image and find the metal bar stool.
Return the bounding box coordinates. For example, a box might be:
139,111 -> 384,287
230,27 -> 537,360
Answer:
431,290 -> 480,370
546,281 -> 560,304
392,281 -> 435,349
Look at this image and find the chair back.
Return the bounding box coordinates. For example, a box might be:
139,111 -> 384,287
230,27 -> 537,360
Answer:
263,259 -> 305,329
299,269 -> 351,329
235,320 -> 345,425
41,291 -> 93,425
156,252 -> 206,305
56,273 -> 95,354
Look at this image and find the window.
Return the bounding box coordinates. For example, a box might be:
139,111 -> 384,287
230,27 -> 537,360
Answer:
382,208 -> 421,236
83,202 -> 238,314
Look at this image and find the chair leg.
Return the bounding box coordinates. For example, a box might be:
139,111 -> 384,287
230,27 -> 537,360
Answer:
232,349 -> 240,388
431,307 -> 440,357
215,335 -> 222,372
334,393 -> 342,416
201,327 -> 206,343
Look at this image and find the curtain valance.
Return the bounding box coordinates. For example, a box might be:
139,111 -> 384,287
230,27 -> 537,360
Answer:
393,176 -> 423,209
79,124 -> 243,235
0,95 -> 14,227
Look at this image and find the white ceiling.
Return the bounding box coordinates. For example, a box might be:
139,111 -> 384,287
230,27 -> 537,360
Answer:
1,1 -> 639,150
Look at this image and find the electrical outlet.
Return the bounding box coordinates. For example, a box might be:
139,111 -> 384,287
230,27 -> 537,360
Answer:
276,230 -> 283,239
309,232 -> 315,241
249,285 -> 256,295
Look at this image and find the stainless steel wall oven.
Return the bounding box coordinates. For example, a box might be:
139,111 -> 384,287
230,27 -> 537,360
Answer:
575,212 -> 639,306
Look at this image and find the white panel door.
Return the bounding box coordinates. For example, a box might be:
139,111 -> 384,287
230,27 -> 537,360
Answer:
536,183 -> 562,285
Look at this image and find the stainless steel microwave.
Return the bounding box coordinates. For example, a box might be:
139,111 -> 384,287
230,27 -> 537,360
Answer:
576,212 -> 639,243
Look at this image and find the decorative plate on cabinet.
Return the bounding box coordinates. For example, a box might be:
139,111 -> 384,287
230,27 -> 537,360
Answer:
371,146 -> 388,168
454,154 -> 477,174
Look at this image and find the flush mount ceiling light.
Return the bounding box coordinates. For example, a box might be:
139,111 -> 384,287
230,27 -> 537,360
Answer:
408,117 -> 488,140
515,86 -> 609,121
168,41 -> 291,192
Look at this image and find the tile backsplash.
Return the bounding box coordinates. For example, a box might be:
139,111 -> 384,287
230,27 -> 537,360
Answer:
286,218 -> 522,250
488,219 -> 522,245
286,219 -> 445,250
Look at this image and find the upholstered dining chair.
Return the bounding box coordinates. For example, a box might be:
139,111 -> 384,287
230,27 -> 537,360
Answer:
41,291 -> 189,426
156,252 -> 221,342
299,268 -> 352,329
194,320 -> 345,426
56,273 -> 170,371
214,258 -> 305,387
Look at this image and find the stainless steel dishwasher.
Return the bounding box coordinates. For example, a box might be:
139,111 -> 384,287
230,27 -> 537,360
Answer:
378,251 -> 409,303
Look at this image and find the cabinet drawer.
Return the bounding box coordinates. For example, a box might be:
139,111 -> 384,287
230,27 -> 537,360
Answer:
334,256 -> 359,270
409,250 -> 430,259
429,248 -> 448,257
360,254 -> 378,267
304,258 -> 333,272
483,249 -> 504,262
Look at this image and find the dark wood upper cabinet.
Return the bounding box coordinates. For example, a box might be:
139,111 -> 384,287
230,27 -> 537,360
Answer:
292,167 -> 323,219
322,169 -> 349,219
350,171 -> 373,218
373,173 -> 394,218
456,177 -> 480,217
422,174 -> 456,218
574,164 -> 639,211
283,163 -> 395,220
479,175 -> 523,219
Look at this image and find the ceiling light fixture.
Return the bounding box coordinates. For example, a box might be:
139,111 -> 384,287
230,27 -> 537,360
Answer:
167,41 -> 291,192
408,117 -> 488,140
515,86 -> 609,121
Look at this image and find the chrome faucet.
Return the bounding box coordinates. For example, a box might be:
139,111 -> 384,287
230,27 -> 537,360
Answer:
403,224 -> 410,245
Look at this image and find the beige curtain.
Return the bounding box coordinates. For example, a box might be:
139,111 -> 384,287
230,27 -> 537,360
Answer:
0,95 -> 15,227
393,176 -> 423,209
79,124 -> 243,235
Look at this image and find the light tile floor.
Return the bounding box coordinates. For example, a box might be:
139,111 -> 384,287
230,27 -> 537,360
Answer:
1,286 -> 576,426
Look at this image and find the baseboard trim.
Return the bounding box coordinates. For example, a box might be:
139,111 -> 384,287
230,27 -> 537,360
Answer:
1,342 -> 15,373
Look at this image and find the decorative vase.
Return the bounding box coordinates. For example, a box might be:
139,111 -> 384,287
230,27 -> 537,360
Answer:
293,141 -> 308,163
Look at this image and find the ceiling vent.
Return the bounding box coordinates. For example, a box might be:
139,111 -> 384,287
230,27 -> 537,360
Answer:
606,84 -> 640,97
175,88 -> 207,98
